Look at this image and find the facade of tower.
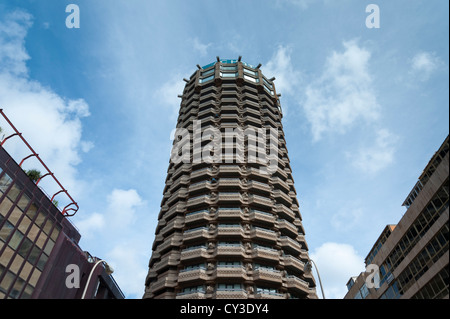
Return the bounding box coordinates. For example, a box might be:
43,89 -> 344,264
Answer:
143,58 -> 317,299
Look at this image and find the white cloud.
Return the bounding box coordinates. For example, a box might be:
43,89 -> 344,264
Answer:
0,10 -> 92,203
262,45 -> 301,96
191,37 -> 212,57
74,188 -> 149,298
302,40 -> 380,142
331,204 -> 363,231
310,242 -> 365,299
350,128 -> 397,175
410,51 -> 442,81
154,73 -> 186,121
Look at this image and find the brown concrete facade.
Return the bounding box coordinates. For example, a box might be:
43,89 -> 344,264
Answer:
345,136 -> 449,299
143,59 -> 317,299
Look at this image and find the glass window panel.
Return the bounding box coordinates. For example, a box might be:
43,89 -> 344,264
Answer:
37,253 -> 48,271
0,221 -> 14,242
43,218 -> 53,235
199,74 -> 214,83
17,215 -> 32,234
8,207 -> 23,226
201,68 -> 214,77
35,212 -> 46,227
0,196 -> 13,218
243,68 -> 257,76
21,284 -> 33,299
6,183 -> 22,202
220,72 -> 238,78
28,246 -> 41,265
0,270 -> 15,293
18,237 -> 33,258
8,230 -> 24,250
25,204 -> 38,220
50,225 -> 61,242
0,173 -> 12,193
43,239 -> 55,256
17,193 -> 30,212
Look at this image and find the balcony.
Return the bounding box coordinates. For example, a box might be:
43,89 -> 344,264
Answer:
152,252 -> 180,273
285,275 -> 310,294
159,216 -> 185,237
252,247 -> 280,262
249,210 -> 276,225
215,266 -> 248,280
185,210 -> 211,225
183,227 -> 210,242
272,189 -> 292,206
178,268 -> 209,283
254,291 -> 285,299
248,194 -> 273,207
217,224 -> 245,238
216,244 -> 246,257
156,233 -> 183,253
149,275 -> 177,294
186,194 -> 210,208
250,227 -> 278,244
180,247 -> 209,261
253,268 -> 282,284
282,255 -> 305,273
216,208 -> 243,220
279,236 -> 302,255
247,180 -> 272,195
214,289 -> 248,299
176,291 -> 206,299
277,219 -> 298,237
273,204 -> 295,221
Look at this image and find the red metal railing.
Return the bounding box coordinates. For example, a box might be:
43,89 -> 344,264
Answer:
0,109 -> 79,217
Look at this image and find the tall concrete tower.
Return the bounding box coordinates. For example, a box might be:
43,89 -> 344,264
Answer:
143,58 -> 317,299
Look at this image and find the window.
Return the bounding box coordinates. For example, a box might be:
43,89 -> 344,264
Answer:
201,68 -> 214,77
199,74 -> 214,83
218,283 -> 241,290
244,75 -> 259,83
0,173 -> 12,193
220,72 -> 238,78
220,65 -> 237,71
244,68 -> 258,76
0,221 -> 14,242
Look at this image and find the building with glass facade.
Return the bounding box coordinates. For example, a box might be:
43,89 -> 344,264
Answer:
143,58 -> 317,299
0,110 -> 124,299
344,135 -> 449,299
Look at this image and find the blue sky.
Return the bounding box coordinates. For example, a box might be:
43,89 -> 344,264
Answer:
0,0 -> 448,299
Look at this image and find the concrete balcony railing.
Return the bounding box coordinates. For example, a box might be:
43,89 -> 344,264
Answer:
247,180 -> 272,194
178,268 -> 209,283
249,210 -> 276,225
214,289 -> 248,299
180,247 -> 209,261
215,266 -> 248,279
277,219 -> 298,237
176,291 -> 207,299
253,268 -> 282,284
152,252 -> 180,273
250,227 -> 278,244
149,274 -> 178,294
159,216 -> 185,237
272,189 -> 293,206
252,247 -> 280,262
156,233 -> 183,253
282,255 -> 305,273
216,244 -> 246,257
216,208 -> 243,220
185,210 -> 212,225
279,236 -> 302,255
186,195 -> 210,208
285,275 -> 310,293
183,227 -> 211,242
273,204 -> 296,221
217,224 -> 245,238
254,291 -> 285,299
248,194 -> 273,207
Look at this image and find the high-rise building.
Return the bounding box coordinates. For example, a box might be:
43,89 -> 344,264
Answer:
344,135 -> 449,299
143,58 -> 317,299
0,110 -> 124,299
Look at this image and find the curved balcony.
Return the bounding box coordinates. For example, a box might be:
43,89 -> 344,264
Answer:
214,289 -> 248,299
178,268 -> 209,283
217,224 -> 245,238
282,255 -> 305,274
215,266 -> 248,280
285,275 -> 310,294
183,227 -> 211,242
180,247 -> 209,262
273,204 -> 295,221
253,268 -> 282,284
216,244 -> 246,257
279,236 -> 302,255
277,219 -> 298,237
249,210 -> 276,225
250,227 -> 278,244
252,247 -> 280,263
